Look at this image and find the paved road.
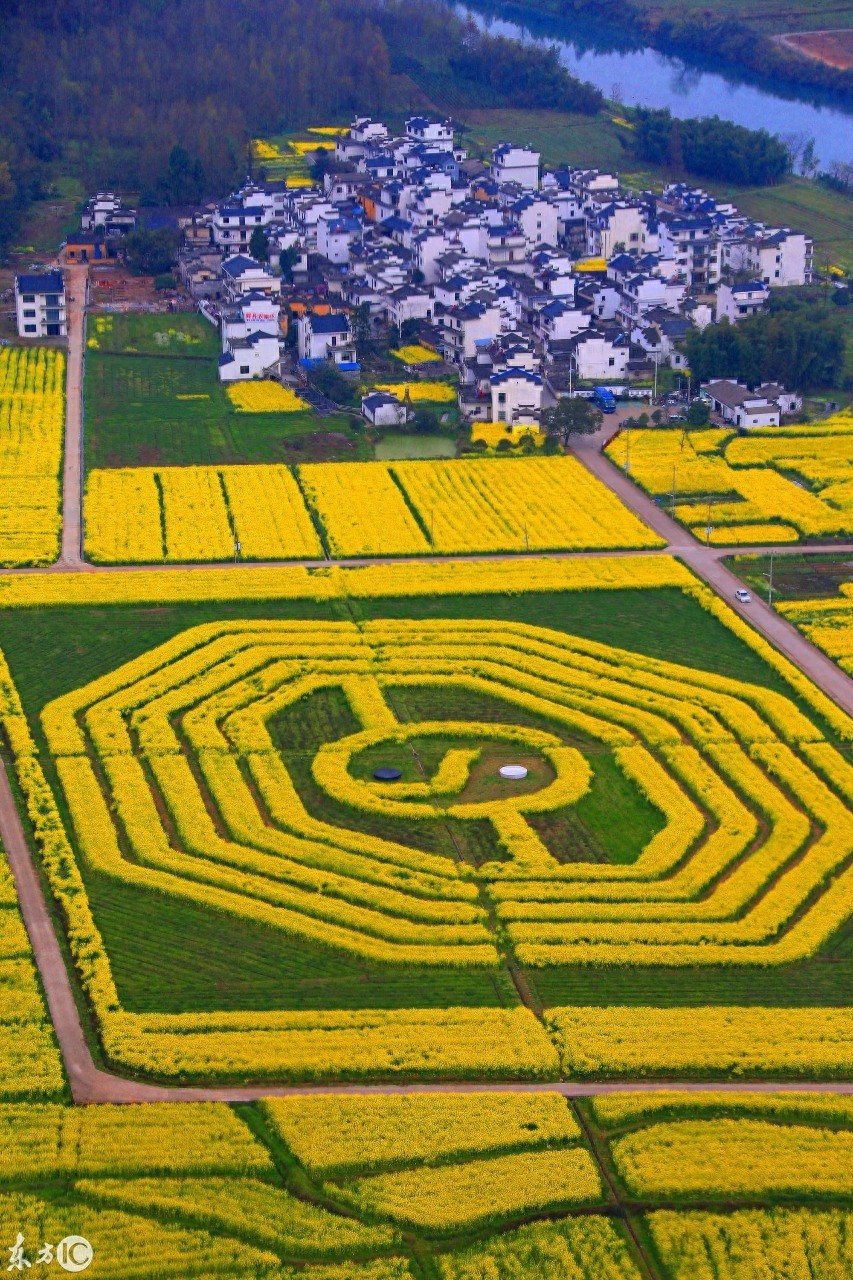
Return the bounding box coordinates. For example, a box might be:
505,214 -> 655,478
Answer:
59,263 -> 87,568
4,343 -> 853,1101
573,428 -> 853,719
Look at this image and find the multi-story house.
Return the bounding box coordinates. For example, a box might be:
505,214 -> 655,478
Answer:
716,281 -> 770,323
491,145 -> 540,191
14,271 -> 66,338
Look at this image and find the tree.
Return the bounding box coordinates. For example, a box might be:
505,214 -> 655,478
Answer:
352,303 -> 372,359
279,245 -> 299,284
249,226 -> 269,263
311,148 -> 331,184
686,398 -> 710,427
667,119 -> 684,172
158,145 -> 205,205
123,227 -> 180,276
412,405 -> 439,434
540,397 -> 603,447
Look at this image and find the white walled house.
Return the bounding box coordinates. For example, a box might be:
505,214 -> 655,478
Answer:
297,312 -> 356,365
221,294 -> 280,350
490,367 -> 543,427
703,379 -> 780,428
383,285 -> 434,329
716,281 -> 769,323
221,255 -> 280,300
443,301 -> 503,364
406,116 -> 454,147
587,201 -> 649,259
757,230 -> 813,286
491,144 -> 540,191
217,332 -> 280,382
317,212 -> 363,265
535,300 -> 590,344
361,391 -> 409,426
15,271 -> 66,338
413,229 -> 454,284
511,195 -> 559,248
572,330 -> 629,382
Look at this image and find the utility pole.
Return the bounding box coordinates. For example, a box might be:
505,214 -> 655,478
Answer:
624,425 -> 631,475
705,500 -> 712,547
671,465 -> 676,520
763,551 -> 775,607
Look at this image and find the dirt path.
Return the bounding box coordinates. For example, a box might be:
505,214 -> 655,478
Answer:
2,412 -> 852,1101
59,262 -> 88,568
2,746 -> 852,1103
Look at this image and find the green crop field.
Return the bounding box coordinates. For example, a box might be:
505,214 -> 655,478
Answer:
0,571 -> 850,1067
0,550 -> 851,1274
728,552 -> 853,601
84,312 -> 366,467
460,108 -> 635,176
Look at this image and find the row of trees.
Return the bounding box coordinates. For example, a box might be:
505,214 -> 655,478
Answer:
0,0 -> 609,258
449,27 -> 603,114
0,0 -> 393,256
511,0 -> 853,101
632,109 -> 790,186
684,298 -> 846,392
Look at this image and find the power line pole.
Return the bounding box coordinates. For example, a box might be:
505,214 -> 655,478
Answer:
763,551 -> 775,607
671,465 -> 676,520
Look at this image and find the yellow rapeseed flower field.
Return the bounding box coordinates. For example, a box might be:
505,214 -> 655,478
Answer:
85,465 -> 321,562
299,461 -> 431,556
226,382 -> 307,412
0,347 -> 64,567
302,457 -> 663,555
648,1208 -> 853,1280
614,1118 -> 853,1198
261,1094 -> 580,1176
390,343 -> 442,364
608,411 -> 853,543
335,1148 -> 602,1230
373,382 -> 456,402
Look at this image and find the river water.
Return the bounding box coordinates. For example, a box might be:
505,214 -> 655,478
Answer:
455,2 -> 852,168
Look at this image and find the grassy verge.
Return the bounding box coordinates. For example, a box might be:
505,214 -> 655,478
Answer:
725,552 -> 853,601
0,580 -> 848,1020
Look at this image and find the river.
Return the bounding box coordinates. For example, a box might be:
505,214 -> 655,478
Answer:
455,2 -> 852,168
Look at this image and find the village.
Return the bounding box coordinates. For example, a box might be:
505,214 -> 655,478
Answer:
15,114 -> 820,445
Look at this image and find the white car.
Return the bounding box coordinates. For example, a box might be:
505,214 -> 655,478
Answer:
735,588 -> 752,604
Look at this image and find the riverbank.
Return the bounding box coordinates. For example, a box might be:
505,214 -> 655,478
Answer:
474,0 -> 853,104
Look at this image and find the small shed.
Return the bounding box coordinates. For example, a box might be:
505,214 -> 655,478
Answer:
361,391 -> 409,427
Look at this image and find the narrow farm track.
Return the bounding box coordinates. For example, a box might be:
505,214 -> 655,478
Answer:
1,316 -> 851,1101
58,261 -> 87,568
2,733 -> 853,1103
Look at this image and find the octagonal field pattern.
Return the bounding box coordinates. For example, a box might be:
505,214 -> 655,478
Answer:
41,617 -> 853,975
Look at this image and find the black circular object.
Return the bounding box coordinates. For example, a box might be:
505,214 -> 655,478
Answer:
373,767 -> 403,782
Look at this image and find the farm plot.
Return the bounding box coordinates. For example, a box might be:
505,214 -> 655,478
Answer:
1,1086 -> 850,1279
85,465 -> 322,562
777,586 -> 853,677
86,456 -> 663,563
606,411 -> 853,544
0,346 -> 64,567
299,456 -> 664,555
0,837 -> 64,1100
84,311 -> 358,468
0,554 -> 850,1082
